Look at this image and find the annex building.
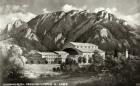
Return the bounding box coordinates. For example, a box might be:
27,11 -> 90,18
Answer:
42,51 -> 69,64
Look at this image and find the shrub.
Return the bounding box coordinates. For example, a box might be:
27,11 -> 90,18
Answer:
104,55 -> 136,86
53,67 -> 56,72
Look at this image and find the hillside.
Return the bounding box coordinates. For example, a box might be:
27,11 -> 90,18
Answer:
1,10 -> 140,55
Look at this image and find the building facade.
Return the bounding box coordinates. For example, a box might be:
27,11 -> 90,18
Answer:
41,52 -> 58,64
26,50 -> 46,64
54,51 -> 69,63
63,42 -> 105,64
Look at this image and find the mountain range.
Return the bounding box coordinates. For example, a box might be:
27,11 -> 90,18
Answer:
1,10 -> 140,56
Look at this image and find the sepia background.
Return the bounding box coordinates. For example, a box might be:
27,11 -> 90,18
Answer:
0,0 -> 140,86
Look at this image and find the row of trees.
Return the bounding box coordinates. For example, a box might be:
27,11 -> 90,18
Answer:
60,50 -> 104,72
60,50 -> 138,86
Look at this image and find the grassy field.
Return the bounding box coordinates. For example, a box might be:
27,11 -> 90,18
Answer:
24,64 -> 60,72
23,64 -> 61,78
22,64 -> 99,86
28,72 -> 98,86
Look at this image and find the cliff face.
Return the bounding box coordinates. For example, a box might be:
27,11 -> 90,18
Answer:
1,10 -> 140,55
0,18 -> 47,51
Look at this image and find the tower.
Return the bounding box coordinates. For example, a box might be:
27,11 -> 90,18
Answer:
125,49 -> 128,59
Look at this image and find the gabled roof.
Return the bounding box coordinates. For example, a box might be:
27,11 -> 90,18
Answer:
54,51 -> 69,55
63,42 -> 104,53
70,42 -> 98,53
97,49 -> 105,53
29,50 -> 42,54
70,42 -> 97,47
76,48 -> 105,53
74,47 -> 96,53
41,52 -> 57,55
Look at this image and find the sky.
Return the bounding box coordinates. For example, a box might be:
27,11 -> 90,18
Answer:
0,0 -> 140,29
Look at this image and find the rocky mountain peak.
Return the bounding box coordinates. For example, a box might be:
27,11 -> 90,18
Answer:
96,10 -> 116,22
4,19 -> 28,36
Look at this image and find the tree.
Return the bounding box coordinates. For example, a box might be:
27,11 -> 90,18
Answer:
89,50 -> 104,72
61,57 -> 78,72
78,57 -> 82,63
45,60 -> 48,64
88,57 -> 93,63
105,55 -> 116,70
2,45 -> 30,83
92,50 -> 104,65
104,54 -> 136,86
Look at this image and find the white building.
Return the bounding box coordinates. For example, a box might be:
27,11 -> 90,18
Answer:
63,42 -> 105,64
41,52 -> 58,64
41,51 -> 69,64
54,51 -> 69,63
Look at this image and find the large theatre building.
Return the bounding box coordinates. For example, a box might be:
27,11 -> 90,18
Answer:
63,42 -> 105,64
